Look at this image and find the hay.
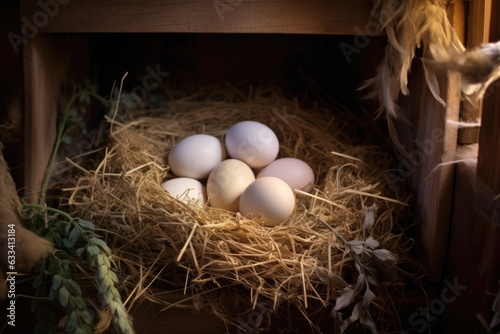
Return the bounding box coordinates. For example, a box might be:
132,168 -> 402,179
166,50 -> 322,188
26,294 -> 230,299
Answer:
62,84 -> 413,332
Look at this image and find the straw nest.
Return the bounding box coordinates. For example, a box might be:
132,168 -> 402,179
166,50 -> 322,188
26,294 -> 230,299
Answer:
62,84 -> 413,333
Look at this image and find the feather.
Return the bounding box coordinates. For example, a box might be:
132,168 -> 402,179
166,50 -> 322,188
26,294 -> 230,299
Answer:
426,40 -> 500,101
358,49 -> 408,122
387,116 -> 409,159
422,48 -> 446,106
360,0 -> 465,156
446,119 -> 481,128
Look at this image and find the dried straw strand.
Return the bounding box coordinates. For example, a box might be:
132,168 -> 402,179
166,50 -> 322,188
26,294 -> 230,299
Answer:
62,83 -> 415,332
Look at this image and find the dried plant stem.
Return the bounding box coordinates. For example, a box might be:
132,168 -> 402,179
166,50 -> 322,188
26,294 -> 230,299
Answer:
40,91 -> 109,206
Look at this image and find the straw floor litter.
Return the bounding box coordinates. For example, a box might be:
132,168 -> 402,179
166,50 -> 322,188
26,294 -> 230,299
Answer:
62,84 -> 414,333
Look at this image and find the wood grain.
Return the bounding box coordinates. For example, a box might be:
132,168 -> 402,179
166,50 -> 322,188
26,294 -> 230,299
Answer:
446,2 -> 499,331
492,0 -> 500,41
469,79 -> 500,333
447,81 -> 500,334
393,1 -> 466,282
444,144 -> 478,333
20,0 -> 372,34
23,34 -> 92,203
458,0 -> 492,144
23,35 -> 69,203
397,65 -> 461,282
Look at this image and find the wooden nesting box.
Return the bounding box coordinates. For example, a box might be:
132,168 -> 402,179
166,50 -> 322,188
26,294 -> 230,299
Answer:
4,0 -> 498,332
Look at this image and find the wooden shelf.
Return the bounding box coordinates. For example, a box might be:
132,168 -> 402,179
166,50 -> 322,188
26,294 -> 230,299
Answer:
21,0 -> 372,34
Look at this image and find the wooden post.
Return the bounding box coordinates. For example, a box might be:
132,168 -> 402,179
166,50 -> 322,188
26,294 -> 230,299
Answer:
23,34 -> 69,203
445,1 -> 495,332
462,1 -> 500,330
395,0 -> 465,282
458,0 -> 492,144
469,81 -> 500,333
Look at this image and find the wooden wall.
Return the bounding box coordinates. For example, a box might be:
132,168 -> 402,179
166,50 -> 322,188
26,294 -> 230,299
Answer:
445,1 -> 499,332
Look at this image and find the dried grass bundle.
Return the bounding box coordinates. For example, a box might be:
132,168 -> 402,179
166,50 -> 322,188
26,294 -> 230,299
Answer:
62,84 -> 414,333
361,0 -> 464,155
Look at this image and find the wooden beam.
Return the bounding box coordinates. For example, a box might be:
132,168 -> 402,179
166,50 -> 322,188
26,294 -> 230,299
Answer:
20,0 -> 372,34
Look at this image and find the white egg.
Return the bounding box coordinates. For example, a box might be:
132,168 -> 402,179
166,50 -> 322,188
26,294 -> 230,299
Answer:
257,158 -> 315,192
225,121 -> 279,168
207,159 -> 255,212
161,178 -> 206,206
239,176 -> 295,227
168,134 -> 226,179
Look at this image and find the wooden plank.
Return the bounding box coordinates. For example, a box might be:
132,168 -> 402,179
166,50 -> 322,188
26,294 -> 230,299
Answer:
458,0 -> 492,144
397,65 -> 461,282
466,0 -> 492,47
20,0 -> 371,34
24,34 -> 92,203
444,144 -> 478,333
23,35 -> 69,203
491,0 -> 500,41
468,2 -> 500,323
394,1 -> 465,282
465,79 -> 500,333
446,2 -> 499,330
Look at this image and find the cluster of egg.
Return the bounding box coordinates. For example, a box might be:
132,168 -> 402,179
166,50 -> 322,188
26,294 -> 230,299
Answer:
162,121 -> 315,227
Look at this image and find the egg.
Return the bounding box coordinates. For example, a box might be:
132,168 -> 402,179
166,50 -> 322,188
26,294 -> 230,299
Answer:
168,134 -> 225,179
239,176 -> 295,227
161,177 -> 206,206
206,159 -> 255,212
257,157 -> 315,192
225,121 -> 279,168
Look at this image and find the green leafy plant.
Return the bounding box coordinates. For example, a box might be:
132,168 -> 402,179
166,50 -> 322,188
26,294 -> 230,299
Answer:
25,205 -> 134,334
25,81 -> 134,334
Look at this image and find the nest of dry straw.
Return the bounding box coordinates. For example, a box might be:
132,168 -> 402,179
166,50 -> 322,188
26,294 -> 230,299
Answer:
63,84 -> 412,333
